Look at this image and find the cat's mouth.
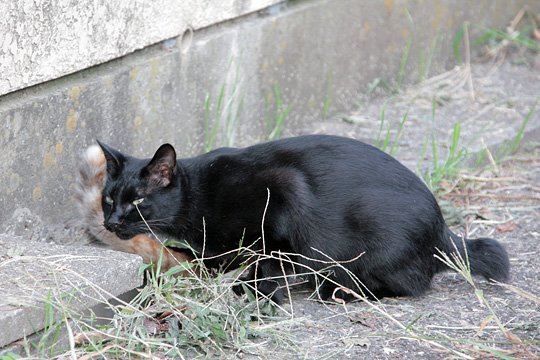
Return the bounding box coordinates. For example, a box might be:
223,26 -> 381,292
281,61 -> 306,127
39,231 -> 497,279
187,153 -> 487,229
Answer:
105,225 -> 136,240
114,230 -> 136,240
104,221 -> 137,240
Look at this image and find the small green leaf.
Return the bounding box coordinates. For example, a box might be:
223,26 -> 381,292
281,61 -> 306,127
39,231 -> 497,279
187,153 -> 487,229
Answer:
211,323 -> 228,341
241,283 -> 256,302
239,325 -> 247,340
453,24 -> 465,63
138,262 -> 153,276
0,353 -> 22,360
163,262 -> 193,277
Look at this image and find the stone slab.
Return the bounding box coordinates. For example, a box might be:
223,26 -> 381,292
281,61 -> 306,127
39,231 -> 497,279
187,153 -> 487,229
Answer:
0,235 -> 143,348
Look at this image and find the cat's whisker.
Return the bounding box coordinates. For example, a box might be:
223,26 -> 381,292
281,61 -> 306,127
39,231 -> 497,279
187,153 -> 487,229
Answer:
137,219 -> 170,226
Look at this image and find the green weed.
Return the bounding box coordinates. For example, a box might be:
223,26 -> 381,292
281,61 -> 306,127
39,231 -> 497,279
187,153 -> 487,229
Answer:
0,354 -> 20,360
473,25 -> 539,53
367,77 -> 394,95
21,288 -> 81,357
203,59 -> 244,152
367,35 -> 412,95
203,59 -> 291,151
374,98 -> 467,194
26,227 -> 302,358
453,23 -> 467,64
265,84 -> 292,141
495,97 -> 539,161
420,100 -> 468,193
367,27 -> 441,93
118,262 -> 285,357
376,106 -> 408,156
419,34 -> 441,82
322,71 -> 333,119
396,37 -> 413,91
374,100 -> 468,194
453,17 -> 539,64
425,122 -> 467,192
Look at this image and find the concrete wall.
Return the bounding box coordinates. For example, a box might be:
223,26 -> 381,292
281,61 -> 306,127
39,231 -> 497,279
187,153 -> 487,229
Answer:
1,0 -> 539,236
0,0 -> 281,96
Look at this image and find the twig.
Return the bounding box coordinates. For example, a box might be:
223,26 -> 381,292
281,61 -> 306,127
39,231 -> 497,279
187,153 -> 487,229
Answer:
481,138 -> 499,174
202,217 -> 207,259
493,281 -> 540,305
508,7 -> 526,31
460,175 -> 517,182
277,251 -> 294,320
463,23 -> 475,101
261,188 -> 271,254
446,193 -> 540,201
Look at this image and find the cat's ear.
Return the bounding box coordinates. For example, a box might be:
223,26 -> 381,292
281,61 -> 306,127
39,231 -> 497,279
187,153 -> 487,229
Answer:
96,140 -> 125,178
143,144 -> 177,188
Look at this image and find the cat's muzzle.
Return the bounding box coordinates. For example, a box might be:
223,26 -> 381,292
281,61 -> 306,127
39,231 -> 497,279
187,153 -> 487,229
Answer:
104,222 -> 134,240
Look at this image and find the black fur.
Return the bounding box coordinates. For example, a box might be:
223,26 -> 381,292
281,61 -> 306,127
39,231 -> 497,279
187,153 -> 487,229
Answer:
98,135 -> 510,302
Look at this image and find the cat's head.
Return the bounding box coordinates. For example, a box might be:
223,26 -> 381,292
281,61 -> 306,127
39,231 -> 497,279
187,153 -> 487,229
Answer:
97,141 -> 180,240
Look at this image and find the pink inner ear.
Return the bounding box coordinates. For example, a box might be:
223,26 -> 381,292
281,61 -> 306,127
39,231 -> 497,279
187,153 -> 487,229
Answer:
159,164 -> 171,183
147,161 -> 173,187
145,144 -> 176,188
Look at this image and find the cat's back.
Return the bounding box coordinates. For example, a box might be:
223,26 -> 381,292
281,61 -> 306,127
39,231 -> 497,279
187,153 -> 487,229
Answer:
191,135 -> 424,194
203,135 -> 378,164
250,135 -> 395,168
265,135 -> 426,191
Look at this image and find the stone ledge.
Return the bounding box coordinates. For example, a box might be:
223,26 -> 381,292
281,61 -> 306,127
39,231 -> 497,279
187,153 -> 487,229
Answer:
0,0 -> 283,96
0,235 -> 143,349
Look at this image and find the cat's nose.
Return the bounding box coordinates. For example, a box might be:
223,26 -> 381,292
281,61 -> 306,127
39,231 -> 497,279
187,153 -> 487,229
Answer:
104,217 -> 123,232
104,221 -> 120,232
105,210 -> 124,232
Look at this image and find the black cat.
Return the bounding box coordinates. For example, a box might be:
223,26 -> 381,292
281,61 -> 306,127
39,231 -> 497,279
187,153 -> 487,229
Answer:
97,135 -> 509,303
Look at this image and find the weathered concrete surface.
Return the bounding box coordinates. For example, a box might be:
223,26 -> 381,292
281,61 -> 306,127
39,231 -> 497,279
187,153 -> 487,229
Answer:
1,0 -> 539,237
0,235 -> 142,348
0,0 -> 282,96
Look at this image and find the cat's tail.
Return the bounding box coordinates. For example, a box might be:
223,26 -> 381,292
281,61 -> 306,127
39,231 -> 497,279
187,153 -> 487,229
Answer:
436,229 -> 510,283
74,145 -> 193,271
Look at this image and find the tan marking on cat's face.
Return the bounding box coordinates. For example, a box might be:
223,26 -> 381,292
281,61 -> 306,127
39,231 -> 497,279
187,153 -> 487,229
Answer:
85,145 -> 106,168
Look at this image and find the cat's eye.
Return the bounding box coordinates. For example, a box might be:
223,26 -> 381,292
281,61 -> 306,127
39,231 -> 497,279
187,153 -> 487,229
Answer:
132,198 -> 145,206
105,196 -> 114,205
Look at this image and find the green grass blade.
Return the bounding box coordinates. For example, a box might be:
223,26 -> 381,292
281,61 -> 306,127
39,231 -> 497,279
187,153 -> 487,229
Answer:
376,106 -> 386,147
510,97 -> 539,153
389,111 -> 408,156
448,122 -> 461,162
397,37 -> 413,90
453,24 -> 465,63
267,84 -> 291,141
